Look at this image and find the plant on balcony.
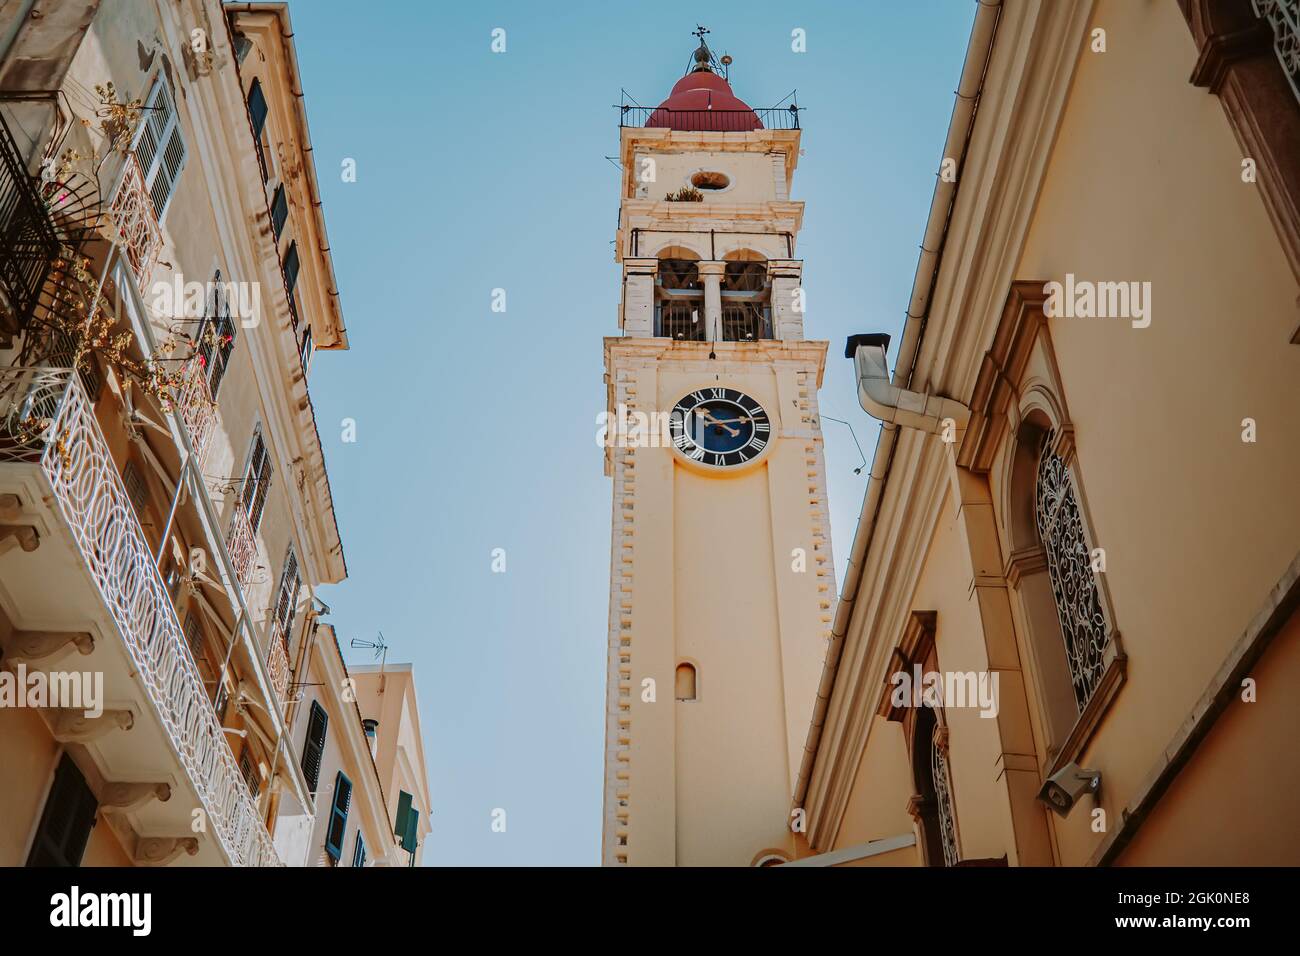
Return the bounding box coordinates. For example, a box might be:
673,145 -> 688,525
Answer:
665,186 -> 704,202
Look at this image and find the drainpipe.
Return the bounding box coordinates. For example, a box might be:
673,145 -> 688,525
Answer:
791,0 -> 1002,827
847,332 -> 969,433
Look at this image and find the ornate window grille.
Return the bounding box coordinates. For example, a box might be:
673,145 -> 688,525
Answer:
1253,0 -> 1300,105
930,724 -> 959,867
1034,437 -> 1109,710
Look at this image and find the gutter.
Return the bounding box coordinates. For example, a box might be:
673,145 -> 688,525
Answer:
791,0 -> 1003,819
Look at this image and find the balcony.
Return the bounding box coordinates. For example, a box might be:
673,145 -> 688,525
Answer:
174,361 -> 216,466
108,156 -> 163,288
0,112 -> 59,339
0,366 -> 280,866
267,621 -> 291,709
653,300 -> 773,341
226,498 -> 258,593
618,104 -> 801,131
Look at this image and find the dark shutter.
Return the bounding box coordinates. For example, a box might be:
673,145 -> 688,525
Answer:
301,700 -> 328,794
27,754 -> 98,867
394,789 -> 419,853
282,241 -> 300,325
242,431 -> 273,533
247,79 -> 268,137
270,184 -> 288,239
324,772 -> 352,862
199,271 -> 238,398
352,832 -> 366,868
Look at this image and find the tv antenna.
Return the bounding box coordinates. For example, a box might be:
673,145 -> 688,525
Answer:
350,632 -> 389,673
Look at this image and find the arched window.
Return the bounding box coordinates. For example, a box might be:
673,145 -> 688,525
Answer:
675,662 -> 697,701
721,250 -> 771,341
1034,435 -> 1110,709
909,705 -> 958,867
655,250 -> 704,341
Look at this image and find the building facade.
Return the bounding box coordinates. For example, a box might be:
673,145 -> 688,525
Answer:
601,37 -> 833,866
791,0 -> 1300,867
352,665 -> 433,866
0,0 -> 424,868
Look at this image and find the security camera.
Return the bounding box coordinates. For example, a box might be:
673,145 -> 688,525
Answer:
1037,762 -> 1101,817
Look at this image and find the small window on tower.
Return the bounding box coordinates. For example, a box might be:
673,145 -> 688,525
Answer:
675,662 -> 698,701
690,170 -> 730,190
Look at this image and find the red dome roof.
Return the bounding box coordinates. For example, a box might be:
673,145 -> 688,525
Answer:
646,70 -> 763,132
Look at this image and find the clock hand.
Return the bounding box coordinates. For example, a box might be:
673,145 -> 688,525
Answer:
697,409 -> 740,437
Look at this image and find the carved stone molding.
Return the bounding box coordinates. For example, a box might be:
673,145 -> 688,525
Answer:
0,629 -> 94,665
0,524 -> 39,554
1180,0 -> 1300,302
905,793 -> 933,825
0,493 -> 22,521
133,836 -> 199,867
101,781 -> 172,813
1004,545 -> 1048,589
959,281 -> 1053,472
48,707 -> 133,743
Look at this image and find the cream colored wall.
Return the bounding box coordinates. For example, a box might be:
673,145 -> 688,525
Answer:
631,150 -> 781,203
609,345 -> 830,865
1011,0 -> 1300,865
0,705 -> 58,865
1116,609 -> 1300,865
829,716 -> 915,851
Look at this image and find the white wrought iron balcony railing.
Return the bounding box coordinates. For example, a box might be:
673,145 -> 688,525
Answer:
174,361 -> 216,466
1253,0 -> 1300,105
226,498 -> 258,594
0,366 -> 281,866
267,621 -> 291,709
107,155 -> 163,289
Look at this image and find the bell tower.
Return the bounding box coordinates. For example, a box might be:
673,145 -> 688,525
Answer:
601,32 -> 834,866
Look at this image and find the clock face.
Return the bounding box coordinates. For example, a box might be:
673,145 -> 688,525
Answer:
669,387 -> 771,468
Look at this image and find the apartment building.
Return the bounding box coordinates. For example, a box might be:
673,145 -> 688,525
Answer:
0,0 -> 363,866
352,665 -> 432,866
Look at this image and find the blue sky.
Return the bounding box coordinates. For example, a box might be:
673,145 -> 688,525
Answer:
291,0 -> 976,865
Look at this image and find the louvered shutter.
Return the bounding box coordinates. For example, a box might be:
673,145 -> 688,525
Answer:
242,431 -> 273,532
26,754 -> 98,867
136,78 -> 187,218
394,790 -> 419,853
200,273 -> 238,398
274,548 -> 300,639
325,772 -> 352,862
301,700 -> 328,794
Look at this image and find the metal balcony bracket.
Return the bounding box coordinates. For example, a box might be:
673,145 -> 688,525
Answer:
132,835 -> 200,867
0,628 -> 94,665
47,706 -> 133,743
100,781 -> 172,813
0,524 -> 39,554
